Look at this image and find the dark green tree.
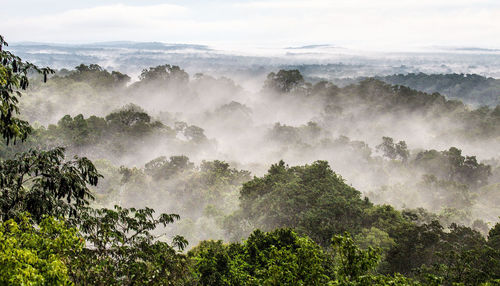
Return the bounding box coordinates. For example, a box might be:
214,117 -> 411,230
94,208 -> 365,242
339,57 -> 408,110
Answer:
189,228 -> 330,285
414,147 -> 492,188
264,69 -> 305,93
0,39 -> 101,222
139,64 -> 189,84
71,205 -> 189,285
0,35 -> 54,144
229,160 -> 371,245
69,64 -> 130,89
0,147 -> 100,222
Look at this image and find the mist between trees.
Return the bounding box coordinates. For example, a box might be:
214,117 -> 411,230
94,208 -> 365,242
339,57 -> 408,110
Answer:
1,36 -> 500,285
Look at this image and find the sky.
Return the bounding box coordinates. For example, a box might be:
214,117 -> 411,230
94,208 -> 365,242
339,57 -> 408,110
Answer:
2,0 -> 500,51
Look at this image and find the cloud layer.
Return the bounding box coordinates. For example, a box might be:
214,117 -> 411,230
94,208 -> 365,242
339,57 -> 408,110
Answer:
4,0 -> 500,50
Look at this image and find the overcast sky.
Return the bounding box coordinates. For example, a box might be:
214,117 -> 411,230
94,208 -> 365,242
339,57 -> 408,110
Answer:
2,0 -> 499,50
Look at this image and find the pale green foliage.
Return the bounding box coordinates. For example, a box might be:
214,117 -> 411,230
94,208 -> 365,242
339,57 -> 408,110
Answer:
0,213 -> 83,285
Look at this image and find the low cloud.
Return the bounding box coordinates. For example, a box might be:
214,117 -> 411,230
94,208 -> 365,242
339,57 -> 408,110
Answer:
3,1 -> 500,50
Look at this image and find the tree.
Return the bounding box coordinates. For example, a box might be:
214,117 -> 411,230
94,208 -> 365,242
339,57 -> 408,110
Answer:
433,224 -> 495,285
184,125 -> 207,143
106,104 -> 152,130
488,221 -> 500,250
421,175 -> 474,211
408,223 -> 500,285
385,220 -> 444,275
71,205 -> 189,285
0,35 -> 54,144
0,36 -> 192,285
395,141 -> 410,162
102,104 -> 166,140
377,137 -> 397,160
376,136 -> 409,162
0,213 -> 84,285
264,69 -> 305,93
139,64 -> 189,84
189,228 -> 330,285
0,147 -> 100,223
330,233 -> 381,283
229,160 -> 370,245
329,233 -> 422,285
145,155 -> 194,180
414,147 -> 492,188
189,229 -> 420,285
0,36 -> 102,224
69,64 -> 130,89
57,114 -> 92,146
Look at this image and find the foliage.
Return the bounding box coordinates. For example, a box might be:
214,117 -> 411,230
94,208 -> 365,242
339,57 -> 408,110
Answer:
189,229 -> 423,285
137,157 -> 251,244
330,233 -> 381,282
1,36 -> 500,285
429,224 -> 499,285
0,213 -> 83,285
0,106 -> 180,159
376,136 -> 409,162
268,121 -> 323,145
319,77 -> 500,139
0,36 -> 54,144
414,147 -> 491,189
142,156 -> 251,211
383,219 -> 500,284
135,64 -> 190,93
328,233 -> 420,285
418,175 -> 474,210
0,147 -> 100,222
489,222 -> 500,249
354,227 -> 395,253
145,155 -> 194,180
67,64 -> 130,89
105,104 -> 165,137
386,220 -> 445,275
264,69 -> 305,93
189,228 -> 330,285
0,36 -> 194,286
379,72 -> 500,107
229,160 -> 371,245
70,205 -> 189,285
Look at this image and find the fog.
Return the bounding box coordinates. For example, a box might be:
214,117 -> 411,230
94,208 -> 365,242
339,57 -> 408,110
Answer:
12,51 -> 500,245
9,42 -> 500,78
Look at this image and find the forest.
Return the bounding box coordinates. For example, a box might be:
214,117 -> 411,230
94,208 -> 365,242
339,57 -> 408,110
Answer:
377,73 -> 500,107
1,34 -> 500,285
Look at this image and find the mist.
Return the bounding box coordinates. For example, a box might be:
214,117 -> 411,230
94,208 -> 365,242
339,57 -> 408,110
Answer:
7,59 -> 497,246
4,0 -> 500,282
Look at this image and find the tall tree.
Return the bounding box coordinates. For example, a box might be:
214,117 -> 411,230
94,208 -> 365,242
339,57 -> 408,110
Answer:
0,36 -> 54,144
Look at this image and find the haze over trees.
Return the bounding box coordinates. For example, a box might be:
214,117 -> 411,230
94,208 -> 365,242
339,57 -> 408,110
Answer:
1,35 -> 500,284
378,73 -> 500,107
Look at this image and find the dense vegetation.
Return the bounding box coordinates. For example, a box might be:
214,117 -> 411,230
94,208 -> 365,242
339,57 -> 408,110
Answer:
378,73 -> 500,107
1,35 -> 500,284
